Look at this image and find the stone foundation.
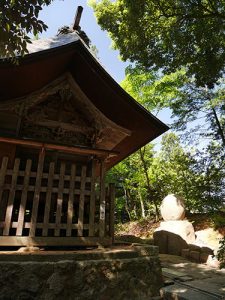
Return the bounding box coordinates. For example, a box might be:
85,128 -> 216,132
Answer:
0,244 -> 163,300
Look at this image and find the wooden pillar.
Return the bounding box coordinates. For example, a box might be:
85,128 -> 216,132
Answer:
99,159 -> 106,238
29,147 -> 45,237
89,159 -> 97,237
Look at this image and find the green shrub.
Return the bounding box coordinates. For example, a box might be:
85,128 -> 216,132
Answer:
211,214 -> 225,230
217,237 -> 225,269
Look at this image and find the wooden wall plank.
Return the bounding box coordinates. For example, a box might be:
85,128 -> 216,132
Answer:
2,184 -> 91,195
16,159 -> 32,236
88,160 -> 96,237
0,157 -> 8,222
42,162 -> 55,236
3,158 -> 20,235
77,165 -> 87,236
66,163 -> 76,237
0,221 -> 93,230
29,150 -> 45,237
99,161 -> 106,238
0,236 -> 112,247
55,162 -> 65,236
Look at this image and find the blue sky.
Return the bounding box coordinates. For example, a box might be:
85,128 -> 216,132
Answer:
40,0 -> 128,83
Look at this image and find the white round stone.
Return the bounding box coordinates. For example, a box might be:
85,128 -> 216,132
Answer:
160,194 -> 185,221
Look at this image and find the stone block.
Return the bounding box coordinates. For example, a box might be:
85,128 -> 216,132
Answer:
181,248 -> 190,259
200,252 -> 210,263
0,253 -> 163,300
188,244 -> 201,251
200,246 -> 214,255
189,250 -> 200,262
132,244 -> 159,256
158,220 -> 195,244
153,230 -> 168,254
167,232 -> 188,256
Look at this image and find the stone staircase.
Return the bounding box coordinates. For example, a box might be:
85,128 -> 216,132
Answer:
160,254 -> 225,300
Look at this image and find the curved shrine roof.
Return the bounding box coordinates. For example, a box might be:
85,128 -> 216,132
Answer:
0,33 -> 168,169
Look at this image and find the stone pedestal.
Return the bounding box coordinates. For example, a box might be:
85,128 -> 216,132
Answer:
154,220 -> 196,256
158,220 -> 195,244
154,195 -> 196,256
0,244 -> 163,300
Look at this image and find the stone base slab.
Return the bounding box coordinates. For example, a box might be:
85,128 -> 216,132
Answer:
0,244 -> 163,300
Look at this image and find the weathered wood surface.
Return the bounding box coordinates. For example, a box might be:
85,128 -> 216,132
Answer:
78,165 -> 87,237
0,155 -> 114,246
0,157 -> 8,221
29,150 -> 45,237
89,160 -> 96,237
3,158 -> 20,235
55,162 -> 65,236
16,159 -> 32,236
43,162 -> 55,236
66,163 -> 76,237
0,236 -> 112,246
99,161 -> 106,238
0,136 -> 118,158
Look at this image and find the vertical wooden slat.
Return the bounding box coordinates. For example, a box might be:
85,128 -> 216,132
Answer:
66,163 -> 76,237
3,158 -> 20,235
42,162 -> 55,236
55,162 -> 65,236
88,160 -> 96,237
78,165 -> 87,236
29,150 -> 45,237
99,160 -> 106,238
16,159 -> 32,236
0,157 -> 9,221
109,183 -> 115,242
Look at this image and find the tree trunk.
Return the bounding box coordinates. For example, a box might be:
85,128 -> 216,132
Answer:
205,87 -> 225,148
211,106 -> 225,148
123,185 -> 132,221
138,188 -> 146,218
138,148 -> 160,221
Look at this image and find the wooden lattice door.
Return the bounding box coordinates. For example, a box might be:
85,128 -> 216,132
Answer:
0,151 -> 115,246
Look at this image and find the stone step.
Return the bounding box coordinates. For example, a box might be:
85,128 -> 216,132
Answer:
161,282 -> 223,300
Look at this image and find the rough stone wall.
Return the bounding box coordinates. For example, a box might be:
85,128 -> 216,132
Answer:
0,256 -> 162,300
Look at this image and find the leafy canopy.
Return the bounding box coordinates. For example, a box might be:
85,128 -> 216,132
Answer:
91,0 -> 225,87
122,66 -> 225,148
0,0 -> 53,58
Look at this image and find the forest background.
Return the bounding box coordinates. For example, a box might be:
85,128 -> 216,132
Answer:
0,0 -> 225,225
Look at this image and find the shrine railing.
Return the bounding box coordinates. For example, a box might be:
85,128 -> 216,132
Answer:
0,154 -> 115,247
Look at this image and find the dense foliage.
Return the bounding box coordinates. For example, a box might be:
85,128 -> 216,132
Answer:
91,0 -> 225,87
108,133 -> 225,222
217,237 -> 225,268
121,67 -> 225,148
110,65 -> 225,222
0,0 -> 53,58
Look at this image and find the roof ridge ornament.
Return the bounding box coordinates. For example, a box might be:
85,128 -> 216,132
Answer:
57,6 -> 90,47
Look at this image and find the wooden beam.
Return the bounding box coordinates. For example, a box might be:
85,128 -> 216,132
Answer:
73,6 -> 83,30
0,236 -> 112,247
0,136 -> 118,158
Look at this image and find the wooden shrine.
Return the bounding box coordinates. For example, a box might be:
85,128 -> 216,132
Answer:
0,15 -> 168,247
